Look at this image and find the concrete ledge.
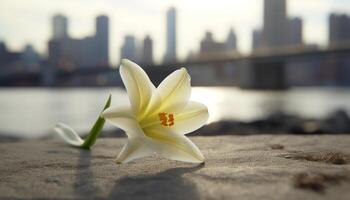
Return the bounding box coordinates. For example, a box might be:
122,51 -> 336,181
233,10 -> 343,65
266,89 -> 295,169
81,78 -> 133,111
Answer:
1,135 -> 350,200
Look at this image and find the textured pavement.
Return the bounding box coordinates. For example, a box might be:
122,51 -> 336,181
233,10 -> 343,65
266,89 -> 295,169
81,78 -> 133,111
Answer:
1,135 -> 350,200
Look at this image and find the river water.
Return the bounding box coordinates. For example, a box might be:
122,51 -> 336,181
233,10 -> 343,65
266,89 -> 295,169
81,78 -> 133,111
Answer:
1,87 -> 350,138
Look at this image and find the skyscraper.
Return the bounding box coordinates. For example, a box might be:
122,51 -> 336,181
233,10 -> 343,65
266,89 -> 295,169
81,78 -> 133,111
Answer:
226,29 -> 237,51
329,13 -> 350,45
262,0 -> 288,48
142,35 -> 153,65
328,13 -> 350,85
287,17 -> 303,46
95,15 -> 109,65
120,35 -> 137,61
164,7 -> 177,62
52,14 -> 68,40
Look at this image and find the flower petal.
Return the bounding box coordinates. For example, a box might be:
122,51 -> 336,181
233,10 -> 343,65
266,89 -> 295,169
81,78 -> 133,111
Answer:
101,105 -> 143,138
157,68 -> 191,112
145,128 -> 205,163
116,137 -> 153,164
139,101 -> 209,135
101,105 -> 134,121
170,101 -> 209,134
54,123 -> 84,147
120,59 -> 156,116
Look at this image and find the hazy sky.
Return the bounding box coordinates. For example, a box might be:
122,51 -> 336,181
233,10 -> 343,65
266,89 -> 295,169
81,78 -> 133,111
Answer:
0,0 -> 350,64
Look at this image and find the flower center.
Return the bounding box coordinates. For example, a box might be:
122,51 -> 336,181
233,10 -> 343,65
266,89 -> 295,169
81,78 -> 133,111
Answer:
158,112 -> 175,126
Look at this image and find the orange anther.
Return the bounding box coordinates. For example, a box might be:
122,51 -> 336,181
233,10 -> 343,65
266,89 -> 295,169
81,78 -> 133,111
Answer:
168,114 -> 174,126
158,112 -> 175,126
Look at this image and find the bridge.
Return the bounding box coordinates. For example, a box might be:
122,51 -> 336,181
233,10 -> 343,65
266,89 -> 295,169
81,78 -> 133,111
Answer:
1,44 -> 350,89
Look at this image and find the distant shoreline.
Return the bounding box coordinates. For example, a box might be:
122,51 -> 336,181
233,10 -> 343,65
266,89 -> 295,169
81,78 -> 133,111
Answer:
2,109 -> 350,143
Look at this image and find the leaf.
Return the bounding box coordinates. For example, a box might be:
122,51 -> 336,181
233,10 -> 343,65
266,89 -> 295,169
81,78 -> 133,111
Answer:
80,94 -> 112,149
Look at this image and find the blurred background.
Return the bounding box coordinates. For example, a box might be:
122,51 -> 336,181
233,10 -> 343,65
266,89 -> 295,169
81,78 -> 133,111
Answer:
1,0 -> 350,139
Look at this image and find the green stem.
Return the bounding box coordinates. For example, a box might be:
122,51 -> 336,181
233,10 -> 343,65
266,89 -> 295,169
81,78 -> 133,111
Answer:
81,94 -> 112,149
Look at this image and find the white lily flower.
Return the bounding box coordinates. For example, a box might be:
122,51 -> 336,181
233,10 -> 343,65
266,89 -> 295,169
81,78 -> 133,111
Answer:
101,59 -> 209,164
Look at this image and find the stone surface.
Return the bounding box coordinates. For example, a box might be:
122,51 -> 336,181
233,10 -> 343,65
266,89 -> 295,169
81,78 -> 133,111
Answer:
1,135 -> 350,200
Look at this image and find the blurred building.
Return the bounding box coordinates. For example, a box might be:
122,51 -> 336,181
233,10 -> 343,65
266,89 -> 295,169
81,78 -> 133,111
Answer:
20,44 -> 41,70
327,13 -> 350,86
252,29 -> 263,50
0,42 -> 20,68
190,30 -> 239,60
163,7 -> 177,63
226,29 -> 237,51
329,13 -> 350,46
246,0 -> 300,89
95,15 -> 109,66
0,42 -> 41,74
142,35 -> 153,65
200,32 -> 226,54
287,17 -> 303,46
48,14 -> 110,70
52,14 -> 68,40
256,0 -> 303,50
262,0 -> 288,48
120,35 -> 137,61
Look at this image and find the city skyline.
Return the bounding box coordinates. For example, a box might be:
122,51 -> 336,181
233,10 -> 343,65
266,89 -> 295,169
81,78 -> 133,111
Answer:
1,1 -> 350,88
1,0 -> 350,65
48,14 -> 109,69
253,0 -> 303,50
